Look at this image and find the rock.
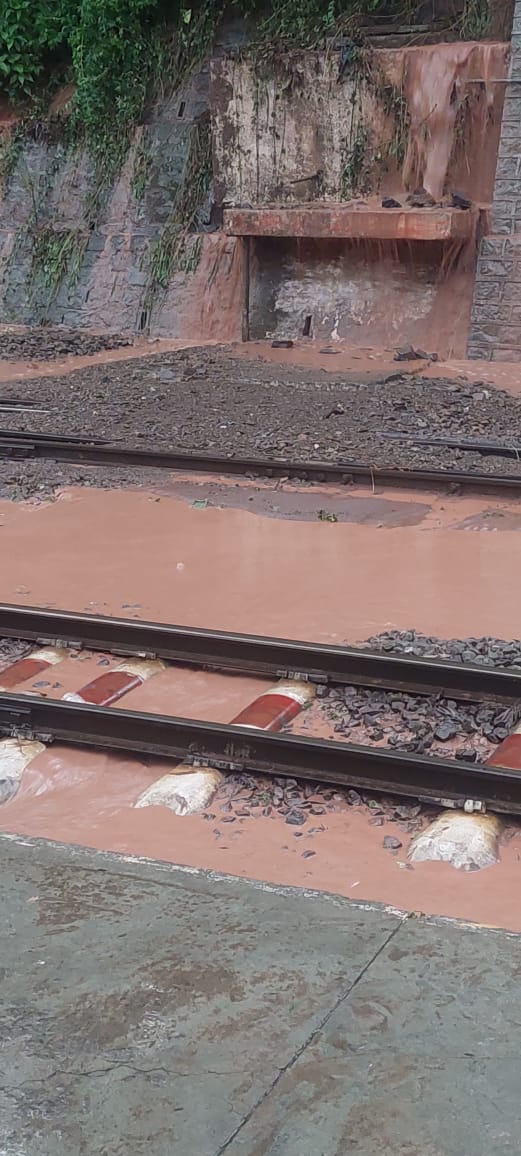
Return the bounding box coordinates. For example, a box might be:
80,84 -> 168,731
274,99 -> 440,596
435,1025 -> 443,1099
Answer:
394,803 -> 421,819
347,789 -> 362,806
434,722 -> 458,741
271,339 -> 294,349
382,196 -> 402,208
451,190 -> 472,210
455,749 -> 477,761
383,835 -> 402,850
406,187 -> 437,207
393,345 -> 437,362
394,344 -> 419,362
285,809 -> 306,826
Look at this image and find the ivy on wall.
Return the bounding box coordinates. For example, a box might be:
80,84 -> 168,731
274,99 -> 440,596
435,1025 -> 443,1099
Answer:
0,0 -> 492,319
0,0 -> 490,148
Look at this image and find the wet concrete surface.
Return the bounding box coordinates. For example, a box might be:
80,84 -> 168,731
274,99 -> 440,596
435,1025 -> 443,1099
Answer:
2,833 -> 521,1156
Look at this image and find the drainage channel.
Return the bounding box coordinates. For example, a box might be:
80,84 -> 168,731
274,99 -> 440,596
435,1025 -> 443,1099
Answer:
1,435 -> 521,493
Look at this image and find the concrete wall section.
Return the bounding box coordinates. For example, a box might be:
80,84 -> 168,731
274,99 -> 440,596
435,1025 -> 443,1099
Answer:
211,45 -> 508,209
248,238 -> 475,356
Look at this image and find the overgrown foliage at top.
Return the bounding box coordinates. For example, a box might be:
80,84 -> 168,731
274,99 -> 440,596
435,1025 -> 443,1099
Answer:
0,0 -> 220,161
0,0 -> 489,159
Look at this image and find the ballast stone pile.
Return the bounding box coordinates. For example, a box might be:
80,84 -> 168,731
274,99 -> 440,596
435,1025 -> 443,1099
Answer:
320,630 -> 521,764
0,328 -> 132,361
0,638 -> 31,665
367,629 -> 521,668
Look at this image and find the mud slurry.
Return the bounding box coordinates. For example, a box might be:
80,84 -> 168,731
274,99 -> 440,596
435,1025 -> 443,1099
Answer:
1,629 -> 519,838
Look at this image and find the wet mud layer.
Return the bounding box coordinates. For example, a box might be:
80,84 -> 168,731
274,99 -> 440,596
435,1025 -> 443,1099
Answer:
0,327 -> 132,361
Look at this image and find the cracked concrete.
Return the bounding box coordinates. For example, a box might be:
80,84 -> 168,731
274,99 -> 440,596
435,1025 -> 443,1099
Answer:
1,836 -> 520,1155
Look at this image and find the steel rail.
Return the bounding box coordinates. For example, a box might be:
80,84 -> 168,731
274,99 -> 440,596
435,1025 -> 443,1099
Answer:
382,431 -> 521,458
0,691 -> 520,812
1,434 -> 521,492
1,602 -> 521,703
0,430 -> 108,445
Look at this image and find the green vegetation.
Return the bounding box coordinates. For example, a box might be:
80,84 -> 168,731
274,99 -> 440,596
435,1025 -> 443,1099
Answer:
30,226 -> 87,305
0,0 -> 489,311
0,0 -> 489,160
144,111 -> 211,317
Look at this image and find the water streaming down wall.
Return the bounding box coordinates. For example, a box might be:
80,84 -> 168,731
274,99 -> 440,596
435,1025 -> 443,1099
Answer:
0,37 -> 510,350
213,41 -> 508,356
400,42 -> 506,201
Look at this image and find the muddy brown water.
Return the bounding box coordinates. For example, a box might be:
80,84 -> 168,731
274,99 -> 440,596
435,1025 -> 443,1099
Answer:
1,482 -> 521,931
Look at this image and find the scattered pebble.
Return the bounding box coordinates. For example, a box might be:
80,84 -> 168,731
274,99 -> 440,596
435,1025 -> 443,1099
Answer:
0,638 -> 32,666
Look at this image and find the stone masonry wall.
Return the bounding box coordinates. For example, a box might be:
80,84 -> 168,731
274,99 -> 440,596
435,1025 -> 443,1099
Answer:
468,3 -> 521,359
0,15 -> 249,338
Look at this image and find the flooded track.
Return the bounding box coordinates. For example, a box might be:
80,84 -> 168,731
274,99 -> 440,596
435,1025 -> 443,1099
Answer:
3,336 -> 521,931
2,608 -> 521,812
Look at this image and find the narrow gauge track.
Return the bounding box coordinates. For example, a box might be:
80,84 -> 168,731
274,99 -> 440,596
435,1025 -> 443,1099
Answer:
2,602 -> 521,702
2,603 -> 521,812
1,432 -> 521,493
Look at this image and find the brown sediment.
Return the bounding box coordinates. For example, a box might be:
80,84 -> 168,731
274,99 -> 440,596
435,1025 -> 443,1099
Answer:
0,335 -> 219,383
0,483 -> 521,928
2,334 -> 521,398
233,339 -> 521,395
2,743 -> 521,933
1,485 -> 521,641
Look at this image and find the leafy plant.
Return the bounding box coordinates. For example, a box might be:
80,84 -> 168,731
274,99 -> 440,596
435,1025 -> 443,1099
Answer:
30,226 -> 88,307
144,111 -> 211,313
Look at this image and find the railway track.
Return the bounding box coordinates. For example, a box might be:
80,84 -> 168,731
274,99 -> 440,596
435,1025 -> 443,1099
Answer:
1,603 -> 521,701
1,431 -> 521,493
1,603 -> 521,813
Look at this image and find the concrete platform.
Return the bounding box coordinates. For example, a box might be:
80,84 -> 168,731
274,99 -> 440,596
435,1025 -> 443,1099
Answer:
223,205 -> 475,241
1,835 -> 520,1155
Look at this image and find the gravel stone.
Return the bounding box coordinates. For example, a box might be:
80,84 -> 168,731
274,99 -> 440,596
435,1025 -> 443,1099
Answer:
0,341 -> 521,498
285,810 -> 306,826
0,328 -> 132,361
383,835 -> 403,850
434,722 -> 459,741
0,637 -> 32,665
